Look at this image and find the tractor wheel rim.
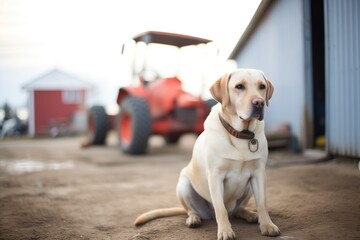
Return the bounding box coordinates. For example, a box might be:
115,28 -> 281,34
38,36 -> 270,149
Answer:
120,112 -> 132,145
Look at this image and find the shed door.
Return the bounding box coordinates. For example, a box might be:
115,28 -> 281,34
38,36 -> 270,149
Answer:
304,0 -> 326,148
311,0 -> 325,147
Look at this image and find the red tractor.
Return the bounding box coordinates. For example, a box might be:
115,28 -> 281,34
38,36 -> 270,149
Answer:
86,31 -> 216,154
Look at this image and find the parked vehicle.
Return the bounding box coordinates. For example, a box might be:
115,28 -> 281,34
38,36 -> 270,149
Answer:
86,31 -> 216,154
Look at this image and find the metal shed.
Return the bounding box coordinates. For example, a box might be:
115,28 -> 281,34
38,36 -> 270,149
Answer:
230,0 -> 360,157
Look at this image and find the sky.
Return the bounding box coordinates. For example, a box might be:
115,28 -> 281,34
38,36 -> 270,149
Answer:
0,0 -> 261,112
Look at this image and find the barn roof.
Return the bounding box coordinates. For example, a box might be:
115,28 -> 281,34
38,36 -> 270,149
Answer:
23,69 -> 93,91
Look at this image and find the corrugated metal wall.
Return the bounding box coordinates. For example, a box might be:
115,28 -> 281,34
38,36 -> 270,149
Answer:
233,0 -> 306,143
325,0 -> 360,157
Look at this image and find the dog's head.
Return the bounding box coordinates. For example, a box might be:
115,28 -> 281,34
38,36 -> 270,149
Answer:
210,69 -> 274,121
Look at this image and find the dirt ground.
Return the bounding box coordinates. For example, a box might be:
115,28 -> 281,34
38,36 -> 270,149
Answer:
0,134 -> 359,240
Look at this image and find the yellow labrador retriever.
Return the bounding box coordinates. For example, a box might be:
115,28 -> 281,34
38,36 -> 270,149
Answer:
134,69 -> 280,239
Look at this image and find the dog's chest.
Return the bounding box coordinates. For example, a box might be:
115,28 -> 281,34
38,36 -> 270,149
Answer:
222,161 -> 253,201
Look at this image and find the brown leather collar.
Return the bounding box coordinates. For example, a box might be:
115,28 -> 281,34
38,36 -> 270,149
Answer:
218,114 -> 255,140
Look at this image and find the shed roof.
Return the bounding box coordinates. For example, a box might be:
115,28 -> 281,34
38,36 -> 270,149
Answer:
228,0 -> 275,59
23,69 -> 93,91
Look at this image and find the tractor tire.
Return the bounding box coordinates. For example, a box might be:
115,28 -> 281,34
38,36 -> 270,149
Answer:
117,97 -> 151,154
88,105 -> 108,145
206,99 -> 217,114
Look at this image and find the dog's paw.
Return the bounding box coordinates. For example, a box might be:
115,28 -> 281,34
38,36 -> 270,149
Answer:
236,209 -> 258,223
260,222 -> 280,236
186,215 -> 201,228
217,228 -> 236,240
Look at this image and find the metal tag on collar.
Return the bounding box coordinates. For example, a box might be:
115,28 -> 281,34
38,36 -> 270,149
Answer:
248,138 -> 259,152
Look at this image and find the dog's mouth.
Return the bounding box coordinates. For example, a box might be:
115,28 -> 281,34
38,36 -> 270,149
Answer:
251,112 -> 264,121
239,105 -> 264,122
239,112 -> 264,121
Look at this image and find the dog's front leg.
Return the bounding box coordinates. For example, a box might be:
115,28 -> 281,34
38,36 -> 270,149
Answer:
250,168 -> 280,236
208,173 -> 236,240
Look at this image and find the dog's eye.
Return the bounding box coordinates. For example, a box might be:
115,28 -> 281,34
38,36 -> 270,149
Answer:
235,84 -> 245,90
259,84 -> 266,90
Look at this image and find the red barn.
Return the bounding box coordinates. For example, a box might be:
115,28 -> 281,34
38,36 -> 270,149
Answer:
23,69 -> 92,137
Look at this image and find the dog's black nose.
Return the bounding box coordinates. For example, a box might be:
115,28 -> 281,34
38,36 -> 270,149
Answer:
252,98 -> 265,108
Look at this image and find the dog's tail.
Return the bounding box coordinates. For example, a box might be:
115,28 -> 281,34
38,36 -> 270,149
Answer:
134,207 -> 187,226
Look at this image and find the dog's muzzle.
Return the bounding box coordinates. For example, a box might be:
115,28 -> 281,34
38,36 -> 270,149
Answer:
250,98 -> 265,121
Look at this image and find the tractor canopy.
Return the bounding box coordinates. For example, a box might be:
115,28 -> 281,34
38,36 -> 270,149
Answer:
132,31 -> 212,47
120,31 -> 216,98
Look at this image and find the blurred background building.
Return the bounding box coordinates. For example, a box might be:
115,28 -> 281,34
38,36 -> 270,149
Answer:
22,69 -> 92,137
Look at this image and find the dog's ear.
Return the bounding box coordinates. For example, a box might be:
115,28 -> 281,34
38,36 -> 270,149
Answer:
210,73 -> 231,108
264,76 -> 274,106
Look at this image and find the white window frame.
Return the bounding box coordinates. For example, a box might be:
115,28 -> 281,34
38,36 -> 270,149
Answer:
62,90 -> 81,104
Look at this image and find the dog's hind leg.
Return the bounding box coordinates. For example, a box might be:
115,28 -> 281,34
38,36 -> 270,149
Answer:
176,172 -> 213,228
233,185 -> 258,223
